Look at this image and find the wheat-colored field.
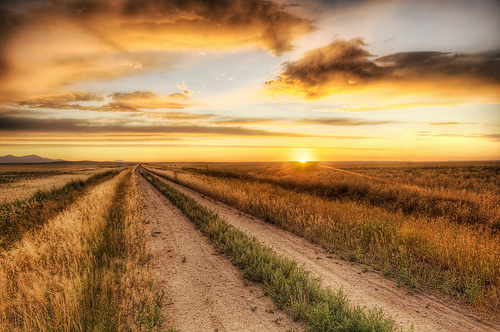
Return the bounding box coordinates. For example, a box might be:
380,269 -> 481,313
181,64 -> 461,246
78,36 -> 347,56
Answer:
146,161 -> 500,316
0,163 -> 124,204
0,166 -> 162,331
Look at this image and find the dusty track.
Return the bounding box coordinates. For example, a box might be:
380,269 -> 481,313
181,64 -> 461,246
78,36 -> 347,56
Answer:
137,172 -> 303,331
144,170 -> 500,332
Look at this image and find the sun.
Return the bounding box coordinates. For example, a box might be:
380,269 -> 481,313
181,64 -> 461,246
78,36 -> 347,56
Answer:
300,159 -> 307,164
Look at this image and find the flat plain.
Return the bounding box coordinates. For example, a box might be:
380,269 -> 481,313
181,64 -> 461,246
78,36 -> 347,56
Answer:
1,161 -> 499,331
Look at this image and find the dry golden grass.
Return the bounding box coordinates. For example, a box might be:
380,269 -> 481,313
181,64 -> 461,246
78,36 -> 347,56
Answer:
0,167 -> 163,331
0,164 -> 122,204
147,164 -> 500,316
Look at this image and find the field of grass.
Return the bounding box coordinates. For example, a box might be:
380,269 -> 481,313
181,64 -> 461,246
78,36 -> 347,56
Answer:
0,163 -> 125,204
145,161 -> 500,316
1,160 -> 497,330
0,166 -> 164,331
140,167 -> 402,331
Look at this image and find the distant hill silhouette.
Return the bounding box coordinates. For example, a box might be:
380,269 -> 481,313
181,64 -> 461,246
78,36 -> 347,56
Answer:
0,154 -> 65,164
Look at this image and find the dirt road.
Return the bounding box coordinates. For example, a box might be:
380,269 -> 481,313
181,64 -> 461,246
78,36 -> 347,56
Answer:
143,170 -> 499,332
137,172 -> 303,331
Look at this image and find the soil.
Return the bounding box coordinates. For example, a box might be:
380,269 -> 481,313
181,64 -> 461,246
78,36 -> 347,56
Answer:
137,172 -> 304,331
142,170 -> 500,332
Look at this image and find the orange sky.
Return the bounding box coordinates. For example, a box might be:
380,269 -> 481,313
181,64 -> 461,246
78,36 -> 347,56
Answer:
0,0 -> 499,162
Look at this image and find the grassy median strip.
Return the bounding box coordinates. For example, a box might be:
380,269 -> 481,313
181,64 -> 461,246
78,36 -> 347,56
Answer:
140,168 -> 402,332
0,169 -> 120,250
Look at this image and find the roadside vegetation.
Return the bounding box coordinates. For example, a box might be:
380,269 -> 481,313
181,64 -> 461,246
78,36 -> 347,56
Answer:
0,167 -> 166,331
140,167 -> 404,331
0,170 -> 120,250
145,163 -> 500,317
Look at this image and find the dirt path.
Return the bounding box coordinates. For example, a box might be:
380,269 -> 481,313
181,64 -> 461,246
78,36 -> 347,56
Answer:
146,171 -> 500,332
137,172 -> 304,331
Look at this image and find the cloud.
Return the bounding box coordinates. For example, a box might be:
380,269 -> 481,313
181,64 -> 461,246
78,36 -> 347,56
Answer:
376,50 -> 500,83
109,90 -> 192,109
0,113 -> 322,138
13,92 -> 104,109
416,132 -> 500,142
330,102 -> 457,112
142,112 -> 213,120
214,117 -> 280,125
429,122 -> 479,126
0,0 -> 316,95
266,38 -> 500,99
298,117 -> 395,126
110,91 -> 156,100
214,116 -> 395,126
265,38 -> 391,98
10,90 -> 192,112
118,0 -> 316,54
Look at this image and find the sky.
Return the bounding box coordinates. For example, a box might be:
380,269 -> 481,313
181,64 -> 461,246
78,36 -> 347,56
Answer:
0,0 -> 499,162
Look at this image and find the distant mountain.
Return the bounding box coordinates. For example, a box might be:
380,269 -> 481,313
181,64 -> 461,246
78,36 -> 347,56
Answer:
0,154 -> 65,164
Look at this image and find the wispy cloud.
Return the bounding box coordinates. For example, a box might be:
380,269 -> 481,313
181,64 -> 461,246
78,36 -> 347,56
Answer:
417,132 -> 500,142
297,117 -> 396,126
10,90 -> 194,112
0,114 -> 326,138
429,122 -> 479,126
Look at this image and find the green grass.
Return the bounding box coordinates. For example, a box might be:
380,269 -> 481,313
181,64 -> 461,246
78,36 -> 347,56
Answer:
140,168 -> 404,332
0,170 -> 119,250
